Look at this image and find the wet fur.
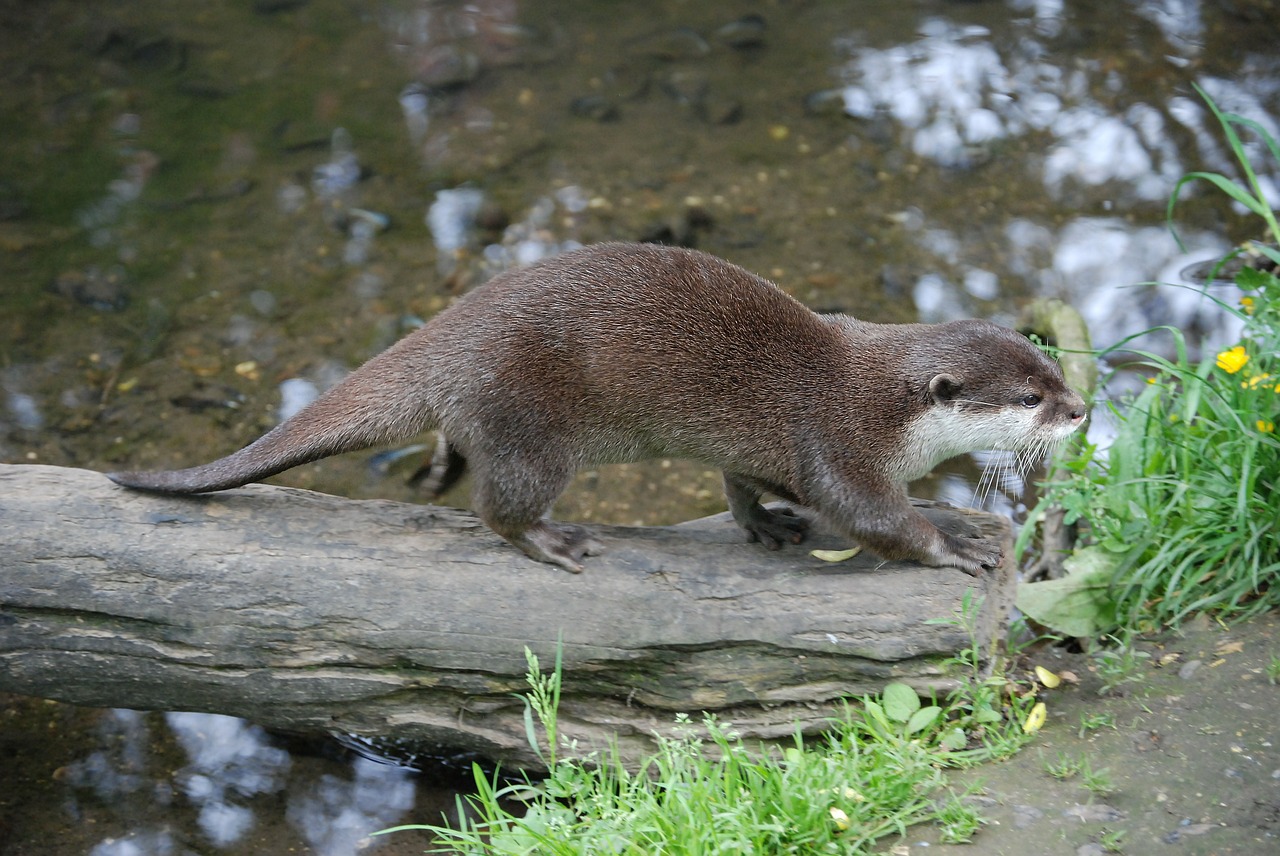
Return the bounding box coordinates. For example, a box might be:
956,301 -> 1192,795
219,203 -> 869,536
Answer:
109,242 -> 1086,573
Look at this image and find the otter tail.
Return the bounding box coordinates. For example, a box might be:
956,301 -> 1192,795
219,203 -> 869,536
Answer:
108,343 -> 438,495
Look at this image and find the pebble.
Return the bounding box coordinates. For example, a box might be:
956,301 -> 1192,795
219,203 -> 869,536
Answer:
803,88 -> 848,117
248,290 -> 276,317
1011,804 -> 1043,829
714,15 -> 767,50
634,27 -> 709,61
660,69 -> 709,106
600,65 -> 651,101
1161,822 -> 1216,843
702,95 -> 742,125
569,95 -> 620,122
1062,803 -> 1124,823
254,0 -> 309,12
127,37 -> 187,73
276,182 -> 307,214
348,208 -> 390,232
415,44 -> 481,90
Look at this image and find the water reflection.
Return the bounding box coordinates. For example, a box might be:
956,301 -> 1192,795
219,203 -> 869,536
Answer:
66,709 -> 152,802
834,3 -> 1277,214
910,209 -> 1240,356
56,709 -> 420,854
835,14 -> 1191,198
88,831 -> 183,856
287,756 -> 417,856
167,713 -> 292,847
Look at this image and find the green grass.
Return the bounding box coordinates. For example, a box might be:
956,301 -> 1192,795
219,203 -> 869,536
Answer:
1020,85 -> 1280,635
379,615 -> 1050,855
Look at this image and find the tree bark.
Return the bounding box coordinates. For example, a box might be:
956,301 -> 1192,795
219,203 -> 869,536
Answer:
0,464 -> 1014,771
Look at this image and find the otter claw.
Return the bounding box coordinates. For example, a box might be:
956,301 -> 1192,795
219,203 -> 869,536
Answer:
942,534 -> 1003,576
744,507 -> 809,550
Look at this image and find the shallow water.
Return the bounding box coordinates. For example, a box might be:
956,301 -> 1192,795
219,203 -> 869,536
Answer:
1,0 -> 1276,852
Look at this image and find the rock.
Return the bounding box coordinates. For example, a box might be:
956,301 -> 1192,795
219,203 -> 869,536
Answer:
49,267 -> 129,312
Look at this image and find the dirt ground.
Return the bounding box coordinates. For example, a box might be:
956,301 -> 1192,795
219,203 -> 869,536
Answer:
894,611 -> 1280,856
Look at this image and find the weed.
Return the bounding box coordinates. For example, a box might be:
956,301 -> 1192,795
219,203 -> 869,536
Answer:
1020,84 -> 1280,636
1078,712 -> 1117,737
1044,751 -> 1083,780
925,592 -> 1043,762
935,795 -> 983,844
1092,634 -> 1150,696
1267,654 -> 1280,685
1099,825 -> 1128,853
1080,757 -> 1115,799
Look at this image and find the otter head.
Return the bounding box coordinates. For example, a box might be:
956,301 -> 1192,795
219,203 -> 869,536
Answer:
899,321 -> 1087,480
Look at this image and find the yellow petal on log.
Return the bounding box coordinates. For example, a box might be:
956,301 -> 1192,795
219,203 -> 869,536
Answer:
1023,702 -> 1047,734
811,547 -> 862,562
1034,666 -> 1061,688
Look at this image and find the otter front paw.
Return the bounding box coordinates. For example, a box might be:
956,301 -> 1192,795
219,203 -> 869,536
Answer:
742,506 -> 810,550
939,533 -> 1003,576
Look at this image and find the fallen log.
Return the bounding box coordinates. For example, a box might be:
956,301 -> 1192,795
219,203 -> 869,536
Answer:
0,463 -> 1014,770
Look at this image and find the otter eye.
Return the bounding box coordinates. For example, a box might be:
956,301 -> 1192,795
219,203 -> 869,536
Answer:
1020,394 -> 1042,408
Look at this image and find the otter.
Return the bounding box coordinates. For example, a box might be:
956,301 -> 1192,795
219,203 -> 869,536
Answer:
108,242 -> 1086,574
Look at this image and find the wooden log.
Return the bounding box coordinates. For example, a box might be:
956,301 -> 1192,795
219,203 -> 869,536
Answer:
0,464 -> 1014,771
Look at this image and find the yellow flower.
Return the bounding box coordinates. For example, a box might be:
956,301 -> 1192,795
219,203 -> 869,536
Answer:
1022,702 -> 1047,734
1258,420 -> 1275,433
1240,296 -> 1255,314
1244,373 -> 1275,390
1216,346 -> 1249,374
829,807 -> 851,831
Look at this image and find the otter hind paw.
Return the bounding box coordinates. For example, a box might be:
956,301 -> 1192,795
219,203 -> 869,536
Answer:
744,506 -> 810,550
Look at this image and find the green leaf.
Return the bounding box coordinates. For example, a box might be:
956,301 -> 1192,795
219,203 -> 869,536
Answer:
1016,546 -> 1121,637
1235,264 -> 1274,291
975,706 -> 1004,724
882,682 -> 921,723
862,700 -> 891,730
940,726 -> 968,751
906,706 -> 942,735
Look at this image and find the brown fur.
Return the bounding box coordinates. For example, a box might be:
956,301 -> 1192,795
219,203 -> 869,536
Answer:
109,242 -> 1086,573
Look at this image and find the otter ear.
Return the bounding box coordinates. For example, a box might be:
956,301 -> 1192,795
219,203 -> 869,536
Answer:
928,373 -> 963,403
